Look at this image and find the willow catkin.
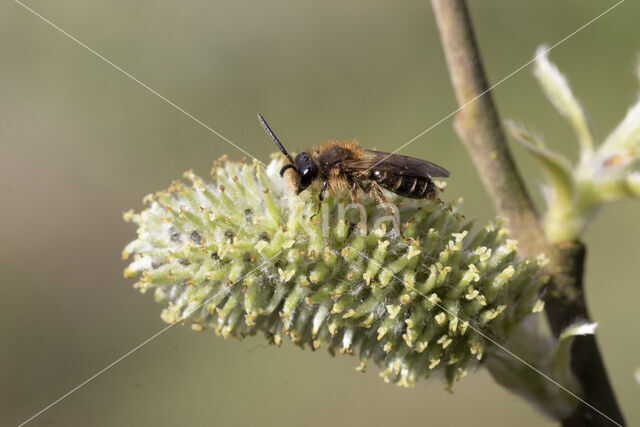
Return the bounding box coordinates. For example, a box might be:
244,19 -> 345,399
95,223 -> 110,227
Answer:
123,156 -> 546,388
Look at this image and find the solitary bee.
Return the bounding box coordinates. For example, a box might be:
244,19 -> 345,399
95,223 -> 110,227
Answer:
257,113 -> 450,238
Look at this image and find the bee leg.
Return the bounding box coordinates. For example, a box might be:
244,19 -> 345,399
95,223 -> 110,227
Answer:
370,182 -> 406,240
310,180 -> 328,220
349,181 -> 369,234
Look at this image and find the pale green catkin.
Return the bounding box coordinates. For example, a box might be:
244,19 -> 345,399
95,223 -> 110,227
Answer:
123,156 -> 547,388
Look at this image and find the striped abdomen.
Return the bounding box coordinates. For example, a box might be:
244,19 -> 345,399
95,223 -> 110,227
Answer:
372,170 -> 436,199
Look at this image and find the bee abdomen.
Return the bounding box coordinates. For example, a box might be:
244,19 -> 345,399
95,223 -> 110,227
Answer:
373,171 -> 436,199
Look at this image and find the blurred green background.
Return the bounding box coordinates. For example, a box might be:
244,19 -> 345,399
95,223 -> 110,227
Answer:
1,0 -> 638,425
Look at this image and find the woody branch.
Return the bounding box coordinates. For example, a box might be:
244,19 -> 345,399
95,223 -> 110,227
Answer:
429,1 -> 624,425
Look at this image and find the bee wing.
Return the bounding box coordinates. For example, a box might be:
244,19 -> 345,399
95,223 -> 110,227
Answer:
342,150 -> 450,178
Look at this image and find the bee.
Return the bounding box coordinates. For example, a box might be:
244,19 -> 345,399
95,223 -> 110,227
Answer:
257,113 -> 450,238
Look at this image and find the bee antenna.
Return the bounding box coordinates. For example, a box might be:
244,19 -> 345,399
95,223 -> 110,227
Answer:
257,113 -> 294,164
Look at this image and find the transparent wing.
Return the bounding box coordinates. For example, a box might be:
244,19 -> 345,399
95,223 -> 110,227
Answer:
342,150 -> 450,178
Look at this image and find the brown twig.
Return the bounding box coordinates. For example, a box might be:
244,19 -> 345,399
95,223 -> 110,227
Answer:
430,1 -> 624,425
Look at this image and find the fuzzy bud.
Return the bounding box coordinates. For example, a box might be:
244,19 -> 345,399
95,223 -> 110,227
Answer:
509,47 -> 640,242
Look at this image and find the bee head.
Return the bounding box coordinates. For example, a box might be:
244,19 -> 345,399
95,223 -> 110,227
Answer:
296,153 -> 318,191
258,113 -> 318,194
279,153 -> 317,193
